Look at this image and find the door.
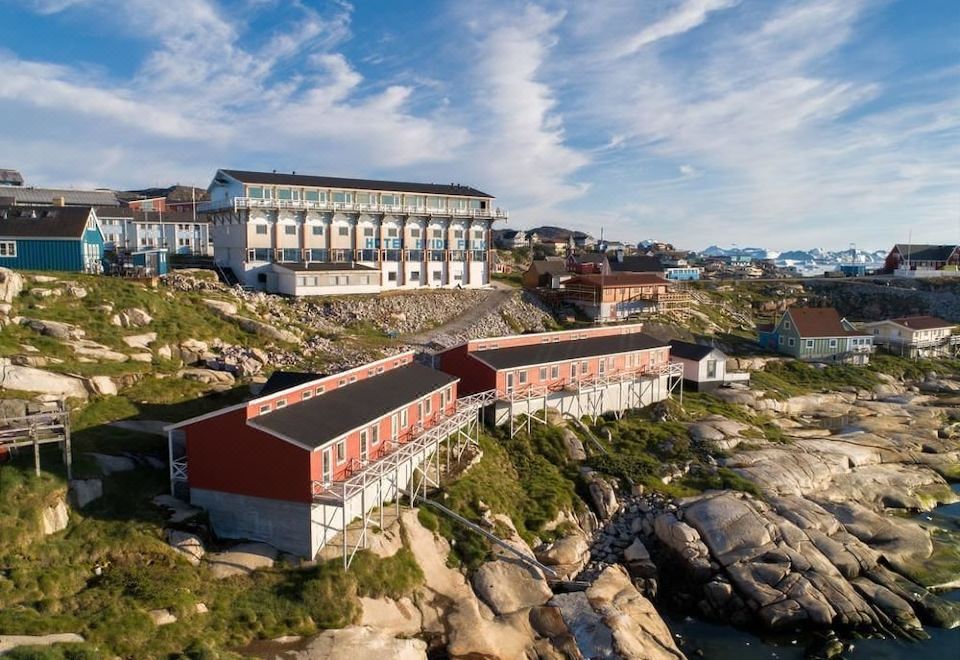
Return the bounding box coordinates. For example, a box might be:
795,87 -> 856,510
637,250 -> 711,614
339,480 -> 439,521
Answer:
321,448 -> 332,484
360,431 -> 369,463
506,372 -> 514,394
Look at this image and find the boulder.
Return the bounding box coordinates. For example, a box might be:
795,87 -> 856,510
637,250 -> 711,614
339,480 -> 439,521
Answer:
582,469 -> 619,520
359,596 -> 423,637
122,332 -> 157,349
30,275 -> 59,283
206,542 -> 278,578
0,360 -> 88,398
471,559 -> 552,615
65,285 -> 87,298
560,428 -> 586,461
112,308 -> 153,328
20,317 -> 84,340
148,609 -> 177,626
42,499 -> 69,535
0,634 -> 86,654
583,566 -> 686,659
234,316 -> 299,344
68,340 -> 129,362
167,530 -> 205,566
285,626 -> 427,660
85,376 -> 119,396
0,267 -> 24,303
203,298 -> 239,316
176,339 -> 211,364
536,532 -> 590,580
653,513 -> 711,576
69,479 -> 103,509
178,368 -> 235,386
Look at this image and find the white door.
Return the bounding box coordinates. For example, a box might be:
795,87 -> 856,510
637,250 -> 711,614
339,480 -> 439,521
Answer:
360,431 -> 369,463
506,372 -> 514,394
322,448 -> 332,484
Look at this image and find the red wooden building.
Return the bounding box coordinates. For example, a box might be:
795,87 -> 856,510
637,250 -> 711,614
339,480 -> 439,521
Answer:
166,352 -> 459,557
436,324 -> 681,431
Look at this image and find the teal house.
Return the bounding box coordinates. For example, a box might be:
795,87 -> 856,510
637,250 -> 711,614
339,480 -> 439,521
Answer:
0,206 -> 105,273
758,307 -> 874,365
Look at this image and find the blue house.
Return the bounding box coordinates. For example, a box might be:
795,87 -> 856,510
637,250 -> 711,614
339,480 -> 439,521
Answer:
0,206 -> 105,273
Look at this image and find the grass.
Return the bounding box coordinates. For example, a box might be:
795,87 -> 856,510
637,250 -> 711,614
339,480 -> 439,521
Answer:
0,459 -> 425,658
679,391 -> 787,443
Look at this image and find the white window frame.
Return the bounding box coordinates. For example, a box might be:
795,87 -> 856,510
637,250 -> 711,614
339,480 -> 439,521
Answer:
0,241 -> 16,258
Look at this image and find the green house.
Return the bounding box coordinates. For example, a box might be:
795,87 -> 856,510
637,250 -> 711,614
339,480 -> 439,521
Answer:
759,307 -> 874,365
0,206 -> 105,273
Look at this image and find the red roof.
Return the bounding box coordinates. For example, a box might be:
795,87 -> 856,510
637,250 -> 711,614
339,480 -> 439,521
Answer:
567,273 -> 671,288
888,316 -> 955,330
786,307 -> 867,338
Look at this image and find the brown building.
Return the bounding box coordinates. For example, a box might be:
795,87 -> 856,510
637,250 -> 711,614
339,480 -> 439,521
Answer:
564,273 -> 683,322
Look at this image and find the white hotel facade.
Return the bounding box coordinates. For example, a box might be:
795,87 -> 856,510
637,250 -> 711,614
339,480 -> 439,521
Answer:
201,169 -> 507,295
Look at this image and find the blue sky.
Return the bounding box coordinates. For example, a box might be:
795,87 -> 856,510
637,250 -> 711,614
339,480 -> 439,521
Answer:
0,0 -> 957,250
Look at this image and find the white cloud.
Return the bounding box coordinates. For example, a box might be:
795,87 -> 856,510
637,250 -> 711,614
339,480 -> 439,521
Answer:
610,0 -> 740,58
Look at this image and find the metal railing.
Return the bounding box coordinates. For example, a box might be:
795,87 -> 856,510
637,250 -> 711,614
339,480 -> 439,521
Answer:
200,197 -> 509,219
311,389 -> 496,501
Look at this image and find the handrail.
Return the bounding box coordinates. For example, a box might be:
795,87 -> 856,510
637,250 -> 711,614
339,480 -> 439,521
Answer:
409,493 -> 557,578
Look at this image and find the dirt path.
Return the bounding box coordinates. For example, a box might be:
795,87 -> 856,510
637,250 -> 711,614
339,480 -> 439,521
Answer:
406,284 -> 515,345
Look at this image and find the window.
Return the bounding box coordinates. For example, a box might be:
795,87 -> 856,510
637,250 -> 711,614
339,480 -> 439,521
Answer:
275,399 -> 287,409
259,404 -> 271,414
706,360 -> 717,379
387,228 -> 398,238
312,225 -> 323,235
255,225 -> 268,235
356,193 -> 371,204
784,320 -> 791,330
539,367 -> 547,380
424,397 -> 432,414
518,371 -> 528,385
336,440 -> 346,463
338,379 -> 347,387
248,186 -> 264,198
410,271 -> 420,280
432,270 -> 442,280
806,339 -> 814,348
401,409 -> 408,428
284,225 -> 296,235
410,228 -> 420,238
388,271 -> 397,281
454,229 -> 464,239
370,425 -> 379,445
277,188 -> 292,200
349,376 -> 357,383
432,229 -> 442,238
551,365 -> 559,379
391,414 -> 399,439
363,227 -> 374,237
829,339 -> 838,348
316,386 -> 325,395
581,360 -> 589,373
778,336 -> 784,345
305,190 -> 320,201
381,194 -> 399,205
598,360 -> 605,375
338,226 -> 349,236
788,337 -> 796,347
333,191 -> 351,204
302,390 -> 312,400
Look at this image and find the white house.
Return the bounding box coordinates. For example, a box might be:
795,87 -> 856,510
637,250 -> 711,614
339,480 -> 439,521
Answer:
668,340 -> 749,391
858,316 -> 959,358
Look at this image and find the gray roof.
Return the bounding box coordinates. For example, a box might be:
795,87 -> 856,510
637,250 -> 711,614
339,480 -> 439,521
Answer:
95,207 -> 208,224
0,187 -> 118,207
250,364 -> 458,448
669,340 -> 722,361
893,244 -> 957,262
0,169 -> 23,186
0,206 -> 94,239
472,333 -> 668,370
218,169 -> 493,198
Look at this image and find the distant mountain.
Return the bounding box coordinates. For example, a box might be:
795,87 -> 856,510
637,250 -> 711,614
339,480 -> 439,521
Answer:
527,226 -> 594,240
701,245 -> 886,264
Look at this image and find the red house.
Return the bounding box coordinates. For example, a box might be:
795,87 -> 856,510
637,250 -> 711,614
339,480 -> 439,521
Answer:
166,352 -> 459,557
436,325 -> 681,427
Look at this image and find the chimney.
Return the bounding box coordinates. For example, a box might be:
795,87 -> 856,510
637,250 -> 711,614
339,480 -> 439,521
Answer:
53,196 -> 65,207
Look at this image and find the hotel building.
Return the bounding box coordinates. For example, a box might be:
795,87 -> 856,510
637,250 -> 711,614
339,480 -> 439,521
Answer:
200,169 -> 507,294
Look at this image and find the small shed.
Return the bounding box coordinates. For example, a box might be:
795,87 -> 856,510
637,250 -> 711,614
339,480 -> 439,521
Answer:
668,340 -> 749,391
130,249 -> 169,276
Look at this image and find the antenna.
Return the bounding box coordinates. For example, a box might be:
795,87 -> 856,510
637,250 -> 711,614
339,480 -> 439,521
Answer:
906,230 -> 912,271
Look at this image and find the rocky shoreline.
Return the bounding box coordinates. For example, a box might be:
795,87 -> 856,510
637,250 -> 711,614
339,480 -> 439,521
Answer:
576,376 -> 960,657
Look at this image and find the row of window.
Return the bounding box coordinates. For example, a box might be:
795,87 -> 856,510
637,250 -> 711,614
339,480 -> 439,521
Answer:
506,352 -> 659,387
247,248 -> 488,263
779,336 -> 871,349
254,224 -> 484,240
246,187 -> 488,211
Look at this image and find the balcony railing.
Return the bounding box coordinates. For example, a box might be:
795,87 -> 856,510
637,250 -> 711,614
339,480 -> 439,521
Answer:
200,197 -> 508,219
876,335 -> 959,349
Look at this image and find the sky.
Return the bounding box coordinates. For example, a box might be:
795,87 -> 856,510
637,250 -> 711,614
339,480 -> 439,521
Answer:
0,0 -> 958,251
